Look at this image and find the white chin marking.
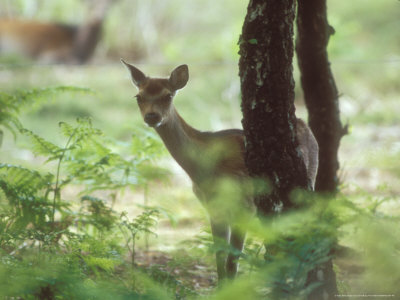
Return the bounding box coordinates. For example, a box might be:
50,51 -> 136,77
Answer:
155,121 -> 163,128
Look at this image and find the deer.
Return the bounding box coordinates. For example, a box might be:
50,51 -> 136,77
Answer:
121,60 -> 319,283
0,0 -> 112,64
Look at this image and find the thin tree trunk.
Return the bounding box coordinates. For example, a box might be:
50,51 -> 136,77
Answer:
296,0 -> 344,298
296,0 -> 346,193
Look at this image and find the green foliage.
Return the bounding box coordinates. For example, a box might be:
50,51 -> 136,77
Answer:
0,252 -> 174,300
0,86 -> 178,299
0,86 -> 92,143
119,209 -> 159,266
239,199 -> 337,298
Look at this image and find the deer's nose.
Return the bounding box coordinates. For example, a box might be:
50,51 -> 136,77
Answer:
144,113 -> 162,127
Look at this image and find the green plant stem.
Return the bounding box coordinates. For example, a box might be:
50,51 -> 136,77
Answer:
144,184 -> 149,255
132,233 -> 136,268
52,129 -> 77,223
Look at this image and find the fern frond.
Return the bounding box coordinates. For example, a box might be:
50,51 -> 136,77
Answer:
0,163 -> 53,194
0,120 -> 18,140
59,118 -> 103,151
74,117 -> 103,143
0,102 -> 23,137
12,86 -> 93,107
20,129 -> 63,160
59,121 -> 76,138
0,86 -> 93,136
131,129 -> 166,160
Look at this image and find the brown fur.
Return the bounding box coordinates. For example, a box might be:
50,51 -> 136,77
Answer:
0,20 -> 75,56
0,1 -> 111,64
142,79 -> 168,95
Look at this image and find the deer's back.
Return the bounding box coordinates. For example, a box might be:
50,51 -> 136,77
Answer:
0,19 -> 76,59
200,120 -> 318,188
196,129 -> 247,179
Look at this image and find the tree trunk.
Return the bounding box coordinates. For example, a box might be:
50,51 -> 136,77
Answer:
296,0 -> 346,193
239,0 -> 308,214
296,0 -> 343,298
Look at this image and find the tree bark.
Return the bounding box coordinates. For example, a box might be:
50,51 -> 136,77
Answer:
296,0 -> 343,298
239,0 -> 309,216
296,0 -> 346,193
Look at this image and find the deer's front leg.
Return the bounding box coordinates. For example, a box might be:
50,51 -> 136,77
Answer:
210,219 -> 230,283
226,225 -> 246,279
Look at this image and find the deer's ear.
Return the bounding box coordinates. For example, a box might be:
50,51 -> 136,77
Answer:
169,64 -> 189,91
121,59 -> 146,87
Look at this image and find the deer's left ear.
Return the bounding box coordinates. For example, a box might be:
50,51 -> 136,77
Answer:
169,64 -> 189,91
121,59 -> 147,88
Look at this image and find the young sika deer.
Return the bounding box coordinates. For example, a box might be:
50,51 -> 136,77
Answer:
121,61 -> 319,283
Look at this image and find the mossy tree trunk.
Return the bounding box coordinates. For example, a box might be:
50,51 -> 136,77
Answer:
296,0 -> 343,298
239,0 -> 309,217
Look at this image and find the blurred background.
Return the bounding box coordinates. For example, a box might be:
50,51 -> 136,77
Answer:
0,0 -> 399,293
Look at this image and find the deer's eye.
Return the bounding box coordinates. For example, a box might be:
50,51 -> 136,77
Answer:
163,94 -> 173,102
135,95 -> 144,104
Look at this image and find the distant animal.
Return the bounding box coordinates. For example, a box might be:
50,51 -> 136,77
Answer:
122,60 -> 319,283
0,0 -> 112,64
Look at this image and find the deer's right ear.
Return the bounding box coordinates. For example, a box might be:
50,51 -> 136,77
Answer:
121,59 -> 146,87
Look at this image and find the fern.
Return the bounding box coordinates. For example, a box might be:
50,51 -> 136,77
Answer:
3,116 -> 168,238
10,86 -> 92,104
0,163 -> 68,239
58,121 -> 76,139
57,119 -> 168,193
16,117 -> 168,219
0,86 -> 93,138
83,256 -> 119,274
118,209 -> 160,267
20,129 -> 64,161
60,117 -> 102,147
0,163 -> 53,195
80,195 -> 117,231
131,128 -> 167,161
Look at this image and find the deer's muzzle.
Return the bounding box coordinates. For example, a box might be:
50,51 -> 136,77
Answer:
144,112 -> 162,127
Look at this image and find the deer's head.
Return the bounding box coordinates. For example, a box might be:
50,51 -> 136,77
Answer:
122,60 -> 189,128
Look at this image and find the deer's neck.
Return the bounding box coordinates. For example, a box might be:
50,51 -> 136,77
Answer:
155,107 -> 205,181
71,0 -> 110,63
